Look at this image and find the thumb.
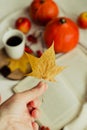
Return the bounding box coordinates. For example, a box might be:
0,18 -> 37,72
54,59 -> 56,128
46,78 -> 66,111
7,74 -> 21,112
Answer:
21,81 -> 48,104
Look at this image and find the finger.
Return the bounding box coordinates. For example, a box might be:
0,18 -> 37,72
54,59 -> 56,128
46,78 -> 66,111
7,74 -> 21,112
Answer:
28,98 -> 41,108
27,98 -> 41,117
21,82 -> 48,104
31,108 -> 40,118
32,122 -> 39,130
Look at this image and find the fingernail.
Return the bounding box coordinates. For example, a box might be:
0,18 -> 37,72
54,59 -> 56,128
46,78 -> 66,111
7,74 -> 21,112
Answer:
38,81 -> 48,90
31,108 -> 40,118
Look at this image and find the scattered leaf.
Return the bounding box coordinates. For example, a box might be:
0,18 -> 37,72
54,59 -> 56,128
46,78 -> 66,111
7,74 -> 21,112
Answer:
26,44 -> 65,81
8,53 -> 31,74
36,50 -> 43,57
27,34 -> 37,43
40,126 -> 50,130
25,45 -> 33,54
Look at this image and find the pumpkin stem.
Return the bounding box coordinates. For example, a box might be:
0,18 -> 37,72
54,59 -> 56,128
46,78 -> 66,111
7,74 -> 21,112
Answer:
59,18 -> 66,24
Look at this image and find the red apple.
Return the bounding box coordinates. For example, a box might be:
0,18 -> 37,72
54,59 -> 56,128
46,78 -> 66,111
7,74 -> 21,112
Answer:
77,12 -> 87,29
15,17 -> 31,34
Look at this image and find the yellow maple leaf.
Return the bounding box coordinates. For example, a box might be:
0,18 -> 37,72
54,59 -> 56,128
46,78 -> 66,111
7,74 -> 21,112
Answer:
26,44 -> 65,81
8,53 -> 31,73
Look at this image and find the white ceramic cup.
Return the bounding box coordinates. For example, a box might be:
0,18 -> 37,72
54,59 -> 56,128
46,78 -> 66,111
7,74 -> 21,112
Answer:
2,28 -> 26,59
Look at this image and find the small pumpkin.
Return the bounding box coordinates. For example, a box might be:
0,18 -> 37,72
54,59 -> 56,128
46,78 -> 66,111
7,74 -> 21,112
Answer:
44,17 -> 79,53
29,0 -> 59,26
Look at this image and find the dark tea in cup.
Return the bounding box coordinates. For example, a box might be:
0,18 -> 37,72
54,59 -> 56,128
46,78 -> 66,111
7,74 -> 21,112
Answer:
2,29 -> 26,59
6,36 -> 22,46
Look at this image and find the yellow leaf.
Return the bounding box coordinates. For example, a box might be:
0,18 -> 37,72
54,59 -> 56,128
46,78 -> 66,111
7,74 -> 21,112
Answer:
26,44 -> 65,81
8,53 -> 31,73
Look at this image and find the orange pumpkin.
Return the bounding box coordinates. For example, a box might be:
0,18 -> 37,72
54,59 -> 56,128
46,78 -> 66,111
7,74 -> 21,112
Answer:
44,17 -> 79,53
29,0 -> 59,26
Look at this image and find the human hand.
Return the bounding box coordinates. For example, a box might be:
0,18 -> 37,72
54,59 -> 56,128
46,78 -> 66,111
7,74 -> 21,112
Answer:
0,82 -> 47,130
